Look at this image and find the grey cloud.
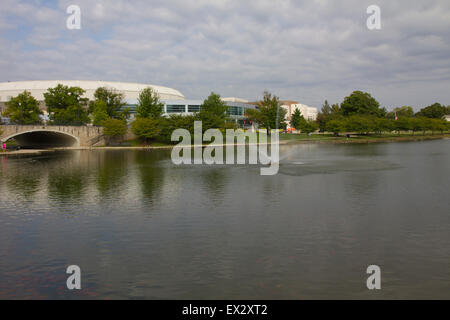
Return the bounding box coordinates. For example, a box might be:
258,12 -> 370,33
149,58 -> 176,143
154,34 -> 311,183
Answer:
1,0 -> 449,110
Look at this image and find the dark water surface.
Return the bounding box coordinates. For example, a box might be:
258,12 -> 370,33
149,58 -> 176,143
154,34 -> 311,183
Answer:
0,139 -> 449,299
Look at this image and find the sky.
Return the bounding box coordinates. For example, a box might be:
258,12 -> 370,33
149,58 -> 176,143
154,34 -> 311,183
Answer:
1,0 -> 450,111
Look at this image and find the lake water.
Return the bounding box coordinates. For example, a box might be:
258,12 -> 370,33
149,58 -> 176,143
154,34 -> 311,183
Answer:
0,139 -> 449,299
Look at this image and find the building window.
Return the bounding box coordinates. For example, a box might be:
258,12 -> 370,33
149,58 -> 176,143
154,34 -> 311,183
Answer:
228,106 -> 244,116
166,105 -> 186,113
188,105 -> 200,112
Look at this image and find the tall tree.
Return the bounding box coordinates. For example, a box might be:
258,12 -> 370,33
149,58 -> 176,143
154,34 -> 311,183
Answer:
340,91 -> 384,117
135,87 -> 164,118
415,103 -> 448,119
197,92 -> 230,131
290,108 -> 303,129
3,91 -> 43,125
44,84 -> 89,125
91,87 -> 128,120
317,100 -> 339,132
247,91 -> 287,131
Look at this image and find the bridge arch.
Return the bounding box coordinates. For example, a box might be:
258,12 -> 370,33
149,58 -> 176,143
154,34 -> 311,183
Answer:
1,129 -> 81,148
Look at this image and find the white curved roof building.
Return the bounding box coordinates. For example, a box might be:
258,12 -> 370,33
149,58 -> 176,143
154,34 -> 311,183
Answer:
0,80 -> 185,102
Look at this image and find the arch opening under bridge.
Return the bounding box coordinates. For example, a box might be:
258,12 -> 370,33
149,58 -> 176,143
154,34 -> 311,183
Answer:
1,129 -> 80,149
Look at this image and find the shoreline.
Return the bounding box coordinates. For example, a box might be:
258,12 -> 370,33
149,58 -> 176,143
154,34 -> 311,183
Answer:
1,134 -> 448,155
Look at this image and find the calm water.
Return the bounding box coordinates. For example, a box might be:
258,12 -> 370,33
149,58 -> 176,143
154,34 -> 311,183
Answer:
0,140 -> 449,299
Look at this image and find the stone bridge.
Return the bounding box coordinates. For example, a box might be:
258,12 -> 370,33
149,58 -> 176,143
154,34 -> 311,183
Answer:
0,125 -> 104,148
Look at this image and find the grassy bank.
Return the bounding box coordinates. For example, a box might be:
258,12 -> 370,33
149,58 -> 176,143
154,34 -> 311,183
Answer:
280,132 -> 450,144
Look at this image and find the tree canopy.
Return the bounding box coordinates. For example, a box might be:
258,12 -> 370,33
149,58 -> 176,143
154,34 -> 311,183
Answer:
290,108 -> 303,129
135,87 -> 164,118
197,92 -> 230,131
340,91 -> 385,117
415,103 -> 449,119
3,91 -> 43,125
246,91 -> 287,130
43,84 -> 89,125
91,87 -> 129,120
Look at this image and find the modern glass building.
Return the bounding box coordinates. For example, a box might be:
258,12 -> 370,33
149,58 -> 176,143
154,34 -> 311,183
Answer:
125,99 -> 257,123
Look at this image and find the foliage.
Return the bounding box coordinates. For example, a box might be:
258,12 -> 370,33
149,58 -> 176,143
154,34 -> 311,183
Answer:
298,119 -> 318,134
136,87 -> 164,119
340,91 -> 385,117
3,91 -> 43,124
317,100 -> 341,132
345,115 -> 374,134
158,114 -> 196,143
131,117 -> 162,142
91,100 -> 109,126
394,116 -> 411,133
91,87 -> 128,120
44,84 -> 89,125
103,118 -> 128,139
326,118 -> 346,135
415,103 -> 449,119
290,108 -> 303,129
247,91 -> 287,131
197,92 -> 229,131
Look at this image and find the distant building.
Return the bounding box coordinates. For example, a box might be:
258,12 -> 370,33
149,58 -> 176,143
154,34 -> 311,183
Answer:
0,81 -> 257,126
280,100 -> 318,127
445,115 -> 450,122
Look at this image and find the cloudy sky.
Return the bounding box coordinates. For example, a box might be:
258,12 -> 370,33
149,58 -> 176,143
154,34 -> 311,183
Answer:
1,0 -> 450,110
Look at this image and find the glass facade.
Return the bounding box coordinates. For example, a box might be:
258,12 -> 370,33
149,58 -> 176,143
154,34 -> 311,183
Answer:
166,105 -> 186,113
228,106 -> 244,116
121,100 -> 256,120
188,105 -> 201,112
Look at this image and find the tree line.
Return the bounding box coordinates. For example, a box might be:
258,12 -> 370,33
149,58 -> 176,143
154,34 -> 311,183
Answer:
316,91 -> 450,135
2,86 -> 449,144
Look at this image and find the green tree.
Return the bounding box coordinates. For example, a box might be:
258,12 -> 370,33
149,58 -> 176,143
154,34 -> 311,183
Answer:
394,117 -> 411,134
429,118 -> 447,134
131,117 -> 161,144
298,120 -> 318,134
247,91 -> 287,131
345,115 -> 374,134
91,100 -> 110,126
410,117 -> 426,135
91,87 -> 128,120
159,114 -> 196,143
340,91 -> 385,117
373,117 -> 394,134
197,92 -> 229,131
317,100 -> 340,132
44,84 -> 89,125
136,87 -> 164,118
326,118 -> 346,136
415,103 -> 448,119
103,118 -> 128,144
3,91 -> 43,124
290,108 -> 303,129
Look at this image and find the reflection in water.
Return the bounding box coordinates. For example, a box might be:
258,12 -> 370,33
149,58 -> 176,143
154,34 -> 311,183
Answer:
0,140 -> 450,299
134,150 -> 168,205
